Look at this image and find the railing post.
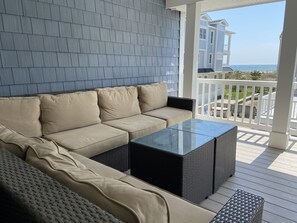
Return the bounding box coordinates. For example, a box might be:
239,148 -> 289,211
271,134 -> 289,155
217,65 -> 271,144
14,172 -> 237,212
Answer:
266,87 -> 273,126
241,85 -> 247,122
234,85 -> 240,121
249,86 -> 255,124
214,83 -> 218,117
207,84 -> 211,116
220,84 -> 225,118
227,84 -> 232,120
256,87 -> 264,126
178,12 -> 186,97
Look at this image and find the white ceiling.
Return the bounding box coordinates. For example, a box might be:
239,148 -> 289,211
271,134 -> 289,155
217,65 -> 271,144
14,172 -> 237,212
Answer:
168,0 -> 284,13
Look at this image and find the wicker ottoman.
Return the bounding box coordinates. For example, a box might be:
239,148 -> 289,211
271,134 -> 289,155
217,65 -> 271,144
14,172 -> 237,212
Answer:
129,128 -> 215,204
170,119 -> 237,193
211,189 -> 264,223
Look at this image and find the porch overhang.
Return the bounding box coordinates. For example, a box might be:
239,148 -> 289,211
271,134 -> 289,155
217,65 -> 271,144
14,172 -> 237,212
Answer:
167,0 -> 284,12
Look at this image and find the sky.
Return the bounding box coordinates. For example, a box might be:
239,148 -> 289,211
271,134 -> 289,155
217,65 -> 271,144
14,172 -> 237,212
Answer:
208,1 -> 286,65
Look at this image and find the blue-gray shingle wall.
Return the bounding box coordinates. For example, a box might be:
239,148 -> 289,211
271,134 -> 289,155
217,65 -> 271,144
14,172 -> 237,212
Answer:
0,0 -> 180,96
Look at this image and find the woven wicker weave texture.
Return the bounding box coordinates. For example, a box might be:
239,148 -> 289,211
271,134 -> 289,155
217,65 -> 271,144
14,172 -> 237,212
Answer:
211,189 -> 264,223
0,149 -> 123,223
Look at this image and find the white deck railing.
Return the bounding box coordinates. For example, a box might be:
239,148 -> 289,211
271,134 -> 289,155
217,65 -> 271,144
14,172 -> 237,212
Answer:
196,79 -> 277,131
196,79 -> 297,135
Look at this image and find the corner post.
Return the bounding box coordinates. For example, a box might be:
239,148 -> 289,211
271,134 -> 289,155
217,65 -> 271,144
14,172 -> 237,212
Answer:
269,0 -> 297,149
183,2 -> 201,99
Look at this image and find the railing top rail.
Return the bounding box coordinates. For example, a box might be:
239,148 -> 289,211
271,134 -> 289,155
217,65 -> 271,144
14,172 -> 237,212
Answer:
197,78 -> 278,87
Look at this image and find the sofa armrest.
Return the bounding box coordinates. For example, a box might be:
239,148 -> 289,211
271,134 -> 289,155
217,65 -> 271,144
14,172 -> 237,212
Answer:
0,149 -> 123,223
167,96 -> 196,116
211,189 -> 264,223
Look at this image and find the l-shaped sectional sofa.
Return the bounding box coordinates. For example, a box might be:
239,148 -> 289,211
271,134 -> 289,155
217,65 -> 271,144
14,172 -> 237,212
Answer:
1,82 -> 194,171
0,82 -> 263,223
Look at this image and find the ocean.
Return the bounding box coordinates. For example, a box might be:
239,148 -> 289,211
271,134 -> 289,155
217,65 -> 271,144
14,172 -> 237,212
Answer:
230,64 -> 277,72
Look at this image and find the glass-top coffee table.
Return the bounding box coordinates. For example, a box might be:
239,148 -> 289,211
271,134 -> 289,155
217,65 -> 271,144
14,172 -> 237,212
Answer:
169,119 -> 237,192
129,128 -> 215,204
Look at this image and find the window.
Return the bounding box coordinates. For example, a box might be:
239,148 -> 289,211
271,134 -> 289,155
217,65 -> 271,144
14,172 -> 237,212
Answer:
200,28 -> 206,39
210,31 -> 214,44
209,54 -> 212,64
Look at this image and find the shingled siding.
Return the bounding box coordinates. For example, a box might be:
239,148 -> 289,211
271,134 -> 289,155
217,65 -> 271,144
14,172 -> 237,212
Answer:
0,0 -> 180,96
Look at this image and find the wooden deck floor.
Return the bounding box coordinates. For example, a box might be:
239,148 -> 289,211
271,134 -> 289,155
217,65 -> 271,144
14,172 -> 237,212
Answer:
199,127 -> 297,223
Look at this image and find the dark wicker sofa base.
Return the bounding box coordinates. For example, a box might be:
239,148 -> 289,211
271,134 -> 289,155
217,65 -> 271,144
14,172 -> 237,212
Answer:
91,144 -> 129,172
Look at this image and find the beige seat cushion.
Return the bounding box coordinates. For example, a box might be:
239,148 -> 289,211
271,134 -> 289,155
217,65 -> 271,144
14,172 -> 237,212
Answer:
70,152 -> 126,179
0,124 -> 46,159
104,115 -> 166,140
0,97 -> 42,137
138,83 -> 168,112
26,142 -> 170,223
120,176 -> 216,223
97,87 -> 141,122
144,107 -> 193,127
40,91 -> 100,135
44,124 -> 129,158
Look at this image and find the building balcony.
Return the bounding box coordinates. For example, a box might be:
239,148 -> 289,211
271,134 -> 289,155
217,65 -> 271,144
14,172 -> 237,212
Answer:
223,50 -> 231,55
223,44 -> 231,55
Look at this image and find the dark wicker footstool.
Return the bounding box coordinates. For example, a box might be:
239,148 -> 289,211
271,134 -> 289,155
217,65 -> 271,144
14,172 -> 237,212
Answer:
211,189 -> 264,223
129,128 -> 215,204
170,119 -> 237,193
0,149 -> 122,223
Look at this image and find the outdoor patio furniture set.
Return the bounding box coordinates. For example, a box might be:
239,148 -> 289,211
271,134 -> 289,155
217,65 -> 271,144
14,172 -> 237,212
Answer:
130,118 -> 237,204
0,82 -> 264,222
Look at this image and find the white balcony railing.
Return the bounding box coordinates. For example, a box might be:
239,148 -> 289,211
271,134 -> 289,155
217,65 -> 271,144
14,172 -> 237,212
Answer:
197,73 -> 226,79
196,78 -> 297,135
224,44 -> 229,53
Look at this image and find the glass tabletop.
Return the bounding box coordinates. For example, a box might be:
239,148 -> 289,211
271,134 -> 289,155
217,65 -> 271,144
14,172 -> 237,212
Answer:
131,128 -> 213,156
169,119 -> 236,137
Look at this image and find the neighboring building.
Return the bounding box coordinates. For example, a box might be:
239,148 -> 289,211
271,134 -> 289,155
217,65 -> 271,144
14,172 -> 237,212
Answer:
198,14 -> 235,73
197,14 -> 235,110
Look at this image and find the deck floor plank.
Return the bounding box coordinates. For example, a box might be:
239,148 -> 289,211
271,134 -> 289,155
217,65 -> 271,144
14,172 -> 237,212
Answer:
199,127 -> 297,223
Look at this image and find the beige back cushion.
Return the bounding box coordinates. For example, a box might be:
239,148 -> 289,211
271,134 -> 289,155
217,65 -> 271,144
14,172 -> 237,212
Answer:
0,124 -> 45,159
97,87 -> 141,121
0,97 -> 42,137
26,141 -> 169,223
40,91 -> 101,135
138,83 -> 168,112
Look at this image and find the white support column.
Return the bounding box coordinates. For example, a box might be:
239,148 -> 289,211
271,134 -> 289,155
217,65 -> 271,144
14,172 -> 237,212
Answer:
183,2 -> 201,98
178,12 -> 186,97
269,0 -> 297,149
